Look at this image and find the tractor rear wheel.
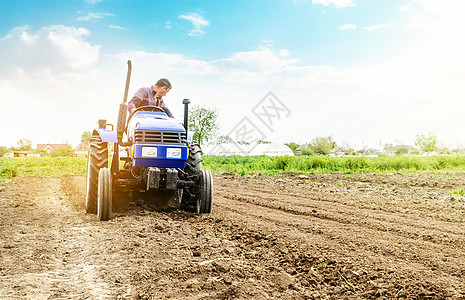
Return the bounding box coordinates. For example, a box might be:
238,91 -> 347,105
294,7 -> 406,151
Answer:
199,170 -> 213,214
85,134 -> 108,214
97,168 -> 112,221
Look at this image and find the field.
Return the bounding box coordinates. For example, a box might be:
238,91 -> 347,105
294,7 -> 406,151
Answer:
4,155 -> 465,180
1,157 -> 465,298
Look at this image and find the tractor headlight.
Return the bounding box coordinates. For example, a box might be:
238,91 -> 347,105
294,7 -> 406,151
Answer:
142,146 -> 158,157
166,147 -> 182,158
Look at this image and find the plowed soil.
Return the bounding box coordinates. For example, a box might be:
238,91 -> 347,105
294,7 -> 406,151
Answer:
1,172 -> 465,299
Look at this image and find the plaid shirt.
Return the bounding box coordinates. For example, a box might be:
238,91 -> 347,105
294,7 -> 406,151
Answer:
127,86 -> 174,118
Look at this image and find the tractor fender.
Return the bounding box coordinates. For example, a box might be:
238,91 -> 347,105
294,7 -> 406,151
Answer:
93,128 -> 117,143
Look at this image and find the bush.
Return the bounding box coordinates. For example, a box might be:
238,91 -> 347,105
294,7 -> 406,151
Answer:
50,145 -> 75,157
34,149 -> 50,157
0,146 -> 9,157
0,157 -> 86,179
202,155 -> 465,175
301,148 -> 315,156
395,147 -> 409,156
0,159 -> 18,178
307,137 -> 334,155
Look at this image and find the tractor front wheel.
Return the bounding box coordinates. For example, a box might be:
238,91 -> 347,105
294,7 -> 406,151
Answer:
97,168 -> 112,221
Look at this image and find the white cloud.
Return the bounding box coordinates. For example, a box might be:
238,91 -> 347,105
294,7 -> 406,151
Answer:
110,45 -> 297,94
0,25 -> 101,80
312,0 -> 356,8
362,24 -> 387,31
399,5 -> 410,13
84,0 -> 103,4
178,13 -> 210,37
405,0 -> 465,30
109,24 -> 128,30
0,25 -> 106,148
279,49 -> 290,57
340,24 -> 356,30
108,34 -> 465,149
164,21 -> 171,29
77,12 -> 114,21
211,47 -> 298,81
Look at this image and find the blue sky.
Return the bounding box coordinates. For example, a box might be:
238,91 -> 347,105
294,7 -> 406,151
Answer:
0,0 -> 412,65
1,0 -> 465,150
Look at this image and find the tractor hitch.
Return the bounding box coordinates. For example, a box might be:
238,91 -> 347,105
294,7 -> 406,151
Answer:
146,167 -> 179,190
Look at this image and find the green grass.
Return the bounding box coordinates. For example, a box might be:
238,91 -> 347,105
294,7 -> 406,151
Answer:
450,188 -> 465,196
202,155 -> 465,175
3,155 -> 465,181
0,157 -> 87,179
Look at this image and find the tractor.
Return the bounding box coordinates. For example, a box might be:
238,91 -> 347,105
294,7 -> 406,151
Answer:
85,60 -> 213,221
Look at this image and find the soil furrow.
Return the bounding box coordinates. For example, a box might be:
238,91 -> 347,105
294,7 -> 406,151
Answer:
2,173 -> 465,299
214,194 -> 465,283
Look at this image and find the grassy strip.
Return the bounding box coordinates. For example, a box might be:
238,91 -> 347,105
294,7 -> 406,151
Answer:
202,155 -> 465,175
0,157 -> 87,180
3,155 -> 465,181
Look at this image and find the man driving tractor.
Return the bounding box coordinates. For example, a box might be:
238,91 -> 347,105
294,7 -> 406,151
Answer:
128,78 -> 174,118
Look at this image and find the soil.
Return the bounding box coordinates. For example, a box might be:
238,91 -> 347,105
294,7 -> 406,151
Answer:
1,172 -> 465,299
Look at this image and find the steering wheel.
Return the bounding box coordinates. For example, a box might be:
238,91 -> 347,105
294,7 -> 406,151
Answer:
132,105 -> 165,114
127,105 -> 165,121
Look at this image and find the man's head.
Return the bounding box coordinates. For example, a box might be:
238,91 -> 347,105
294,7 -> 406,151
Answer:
154,78 -> 172,98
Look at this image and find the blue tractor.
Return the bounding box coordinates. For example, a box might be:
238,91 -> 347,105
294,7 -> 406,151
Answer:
85,60 -> 213,221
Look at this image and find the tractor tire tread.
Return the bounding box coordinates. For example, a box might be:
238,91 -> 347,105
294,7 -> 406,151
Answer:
97,168 -> 112,221
85,134 -> 108,214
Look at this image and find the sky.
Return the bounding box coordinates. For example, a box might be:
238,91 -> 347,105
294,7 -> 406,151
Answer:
1,0 -> 465,150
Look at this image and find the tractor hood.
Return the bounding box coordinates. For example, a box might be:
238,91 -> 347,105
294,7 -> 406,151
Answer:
127,111 -> 185,137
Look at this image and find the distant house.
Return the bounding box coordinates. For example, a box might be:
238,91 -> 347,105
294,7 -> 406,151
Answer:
37,144 -> 68,152
329,147 -> 345,157
13,151 -> 30,157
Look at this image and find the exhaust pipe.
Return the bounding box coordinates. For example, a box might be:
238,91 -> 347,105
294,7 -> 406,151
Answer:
182,98 -> 190,135
117,60 -> 132,146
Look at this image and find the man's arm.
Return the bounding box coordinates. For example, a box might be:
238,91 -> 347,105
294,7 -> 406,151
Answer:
158,99 -> 174,118
127,87 -> 149,113
163,105 -> 174,118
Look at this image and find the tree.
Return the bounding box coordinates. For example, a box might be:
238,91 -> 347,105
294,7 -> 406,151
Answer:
188,105 -> 219,146
81,131 -> 92,148
415,133 -> 438,154
438,147 -> 451,155
308,136 -> 334,155
285,142 -> 300,155
13,139 -> 33,151
0,146 -> 8,157
395,147 -> 409,156
383,143 -> 394,155
301,148 -> 315,156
